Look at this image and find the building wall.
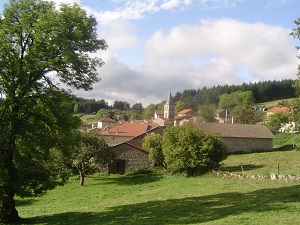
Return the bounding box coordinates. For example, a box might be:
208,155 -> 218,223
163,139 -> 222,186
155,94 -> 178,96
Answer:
222,137 -> 273,153
109,144 -> 151,173
102,136 -> 133,146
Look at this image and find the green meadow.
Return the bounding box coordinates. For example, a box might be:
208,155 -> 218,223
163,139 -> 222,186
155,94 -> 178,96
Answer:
14,148 -> 300,225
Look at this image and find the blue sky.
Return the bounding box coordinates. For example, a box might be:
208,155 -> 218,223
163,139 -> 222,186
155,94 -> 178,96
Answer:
1,0 -> 300,106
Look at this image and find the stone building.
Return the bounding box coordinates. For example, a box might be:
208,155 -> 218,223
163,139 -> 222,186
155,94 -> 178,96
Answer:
193,122 -> 274,153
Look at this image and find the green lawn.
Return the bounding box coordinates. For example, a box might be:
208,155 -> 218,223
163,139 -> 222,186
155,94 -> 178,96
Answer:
221,149 -> 300,175
16,163 -> 300,224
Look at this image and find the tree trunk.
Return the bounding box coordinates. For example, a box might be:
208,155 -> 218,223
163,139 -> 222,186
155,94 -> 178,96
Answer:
0,198 -> 20,224
79,168 -> 85,186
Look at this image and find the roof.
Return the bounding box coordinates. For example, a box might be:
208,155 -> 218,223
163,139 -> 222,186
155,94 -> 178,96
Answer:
110,139 -> 148,153
100,122 -> 160,137
155,110 -> 164,115
98,118 -> 117,123
193,122 -> 274,139
267,107 -> 290,113
177,108 -> 193,115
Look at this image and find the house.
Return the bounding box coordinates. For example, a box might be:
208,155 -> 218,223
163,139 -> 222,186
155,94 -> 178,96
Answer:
99,121 -> 162,146
266,106 -> 291,118
177,109 -> 193,117
108,139 -> 151,174
104,124 -> 164,174
154,110 -> 164,119
91,117 -> 117,130
193,122 -> 274,153
153,117 -> 173,127
214,109 -> 229,123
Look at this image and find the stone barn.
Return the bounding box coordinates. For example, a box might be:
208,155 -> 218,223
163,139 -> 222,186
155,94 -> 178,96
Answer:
193,122 -> 274,153
108,139 -> 150,174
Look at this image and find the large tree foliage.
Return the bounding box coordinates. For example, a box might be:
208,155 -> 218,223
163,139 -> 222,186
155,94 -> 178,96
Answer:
230,105 -> 257,124
198,104 -> 217,122
218,91 -> 254,109
162,123 -> 228,176
0,0 -> 107,222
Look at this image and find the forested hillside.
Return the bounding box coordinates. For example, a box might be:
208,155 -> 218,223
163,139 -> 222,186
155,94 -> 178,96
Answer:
71,79 -> 297,113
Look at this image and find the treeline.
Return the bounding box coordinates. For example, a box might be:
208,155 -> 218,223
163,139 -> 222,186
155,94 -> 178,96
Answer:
173,79 -> 296,110
71,79 -> 297,114
70,98 -> 144,114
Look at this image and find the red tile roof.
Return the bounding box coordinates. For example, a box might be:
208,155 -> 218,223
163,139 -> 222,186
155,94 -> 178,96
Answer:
267,107 -> 290,113
100,122 -> 160,137
178,109 -> 193,115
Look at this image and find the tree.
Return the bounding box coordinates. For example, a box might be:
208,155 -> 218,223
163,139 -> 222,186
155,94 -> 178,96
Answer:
142,132 -> 165,168
198,104 -> 216,122
71,132 -> 114,186
132,102 -> 143,111
95,108 -> 115,120
0,0 -> 107,222
143,103 -> 156,119
218,91 -> 254,109
230,105 -> 257,124
267,112 -> 291,134
162,123 -> 228,176
175,100 -> 185,112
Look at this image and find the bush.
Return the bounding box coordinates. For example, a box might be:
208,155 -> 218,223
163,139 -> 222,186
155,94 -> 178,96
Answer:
162,123 -> 228,176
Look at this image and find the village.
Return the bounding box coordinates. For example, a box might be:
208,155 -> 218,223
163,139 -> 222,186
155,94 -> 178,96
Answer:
83,91 -> 292,174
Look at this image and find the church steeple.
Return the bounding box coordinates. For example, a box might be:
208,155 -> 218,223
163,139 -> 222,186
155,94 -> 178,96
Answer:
164,91 -> 175,124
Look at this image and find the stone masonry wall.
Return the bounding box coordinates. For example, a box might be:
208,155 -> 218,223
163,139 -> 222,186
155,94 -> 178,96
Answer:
222,137 -> 273,153
110,144 -> 150,172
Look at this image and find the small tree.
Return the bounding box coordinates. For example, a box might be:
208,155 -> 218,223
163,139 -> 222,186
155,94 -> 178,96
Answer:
142,132 -> 165,168
230,105 -> 257,124
198,104 -> 216,122
71,132 -> 114,186
162,123 -> 227,176
95,108 -> 115,120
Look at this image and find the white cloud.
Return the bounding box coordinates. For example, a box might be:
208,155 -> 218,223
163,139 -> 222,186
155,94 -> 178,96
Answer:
145,19 -> 298,81
74,18 -> 298,106
99,21 -> 138,51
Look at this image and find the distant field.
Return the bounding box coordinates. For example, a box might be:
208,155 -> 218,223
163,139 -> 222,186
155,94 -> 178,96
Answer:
75,114 -> 96,125
257,98 -> 297,108
14,148 -> 300,225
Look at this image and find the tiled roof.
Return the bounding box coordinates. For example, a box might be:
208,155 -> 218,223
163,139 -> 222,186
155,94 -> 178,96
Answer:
155,110 -> 164,114
110,139 -> 149,153
100,122 -> 160,137
178,109 -> 192,115
267,107 -> 290,113
193,122 -> 274,139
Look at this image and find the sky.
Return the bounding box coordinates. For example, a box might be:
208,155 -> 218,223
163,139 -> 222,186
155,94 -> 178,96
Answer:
1,0 -> 300,106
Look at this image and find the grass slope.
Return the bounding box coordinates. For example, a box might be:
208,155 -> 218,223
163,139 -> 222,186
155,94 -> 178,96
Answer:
16,167 -> 300,224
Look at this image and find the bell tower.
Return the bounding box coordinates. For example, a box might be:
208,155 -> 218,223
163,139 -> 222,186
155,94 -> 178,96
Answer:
164,91 -> 175,124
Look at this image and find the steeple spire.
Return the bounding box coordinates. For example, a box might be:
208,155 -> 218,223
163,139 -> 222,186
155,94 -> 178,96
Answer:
164,91 -> 175,124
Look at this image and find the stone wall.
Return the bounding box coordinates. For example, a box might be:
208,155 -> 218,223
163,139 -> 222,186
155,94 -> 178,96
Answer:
222,137 -> 273,153
110,144 -> 150,173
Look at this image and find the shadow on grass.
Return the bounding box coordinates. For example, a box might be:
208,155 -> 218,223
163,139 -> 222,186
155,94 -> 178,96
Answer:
23,184 -> 300,225
273,144 -> 297,151
221,164 -> 264,172
15,199 -> 37,207
97,170 -> 164,186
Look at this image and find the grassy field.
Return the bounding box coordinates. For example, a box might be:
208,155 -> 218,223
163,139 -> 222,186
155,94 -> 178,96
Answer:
14,149 -> 300,225
257,98 -> 297,108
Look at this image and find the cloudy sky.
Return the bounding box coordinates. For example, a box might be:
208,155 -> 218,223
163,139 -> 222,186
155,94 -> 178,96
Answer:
1,0 -> 300,106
